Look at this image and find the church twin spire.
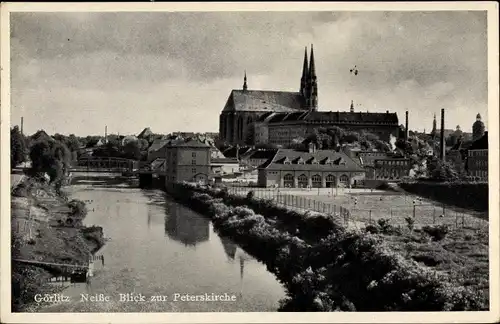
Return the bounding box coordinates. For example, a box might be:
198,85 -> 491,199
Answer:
300,45 -> 318,111
242,45 -> 318,111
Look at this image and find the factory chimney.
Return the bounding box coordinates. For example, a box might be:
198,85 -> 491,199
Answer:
440,108 -> 445,161
405,111 -> 409,141
20,117 -> 24,135
105,125 -> 108,144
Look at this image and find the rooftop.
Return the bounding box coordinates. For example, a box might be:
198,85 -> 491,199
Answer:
222,90 -> 306,113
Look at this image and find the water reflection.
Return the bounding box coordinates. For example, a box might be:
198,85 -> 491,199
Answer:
164,202 -> 209,247
220,237 -> 237,260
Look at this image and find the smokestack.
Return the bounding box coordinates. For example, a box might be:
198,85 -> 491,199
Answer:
405,111 -> 409,141
105,125 -> 108,144
440,108 -> 445,161
20,117 -> 24,135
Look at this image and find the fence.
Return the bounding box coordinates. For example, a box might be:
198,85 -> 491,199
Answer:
226,185 -> 489,231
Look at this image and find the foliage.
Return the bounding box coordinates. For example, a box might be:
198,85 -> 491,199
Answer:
29,137 -> 72,187
246,190 -> 255,200
67,199 -> 88,218
11,126 -> 27,169
404,217 -> 415,232
422,225 -> 450,241
426,156 -> 459,182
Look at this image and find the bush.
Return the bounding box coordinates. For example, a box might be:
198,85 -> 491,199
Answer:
422,225 -> 450,241
247,190 -> 255,199
67,199 -> 87,218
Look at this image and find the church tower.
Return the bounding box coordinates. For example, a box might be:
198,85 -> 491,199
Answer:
431,113 -> 437,138
306,45 -> 318,111
300,47 -> 308,96
242,71 -> 248,91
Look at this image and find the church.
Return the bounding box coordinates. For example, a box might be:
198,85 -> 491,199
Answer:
218,45 -> 399,146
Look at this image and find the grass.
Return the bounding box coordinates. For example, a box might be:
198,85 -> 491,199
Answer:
230,187 -> 488,230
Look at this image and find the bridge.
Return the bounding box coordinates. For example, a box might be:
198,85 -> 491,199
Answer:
76,157 -> 138,172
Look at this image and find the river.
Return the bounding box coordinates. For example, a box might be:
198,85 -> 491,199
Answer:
37,177 -> 285,312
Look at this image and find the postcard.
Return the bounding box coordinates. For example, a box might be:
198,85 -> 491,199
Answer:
1,2 -> 499,323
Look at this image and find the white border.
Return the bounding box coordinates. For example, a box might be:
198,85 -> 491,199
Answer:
1,2 -> 499,323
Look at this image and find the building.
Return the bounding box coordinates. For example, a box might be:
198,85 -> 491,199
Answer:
219,46 -> 400,146
472,113 -> 485,141
343,147 -> 394,179
373,158 -> 412,181
242,149 -> 278,169
467,131 -> 488,180
210,157 -> 240,176
165,138 -> 211,184
257,107 -> 400,147
219,46 -> 319,145
147,138 -> 171,161
257,145 -> 365,188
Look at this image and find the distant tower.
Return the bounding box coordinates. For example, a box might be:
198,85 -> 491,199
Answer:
242,71 -> 248,91
20,117 -> 24,135
472,113 -> 485,141
431,113 -> 437,138
440,109 -> 445,161
306,44 -> 318,111
350,100 -> 354,113
300,46 -> 308,96
105,125 -> 108,144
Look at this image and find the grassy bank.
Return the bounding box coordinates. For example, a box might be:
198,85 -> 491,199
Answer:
11,177 -> 106,312
166,182 -> 488,311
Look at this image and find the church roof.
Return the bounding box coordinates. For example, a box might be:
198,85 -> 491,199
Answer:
259,149 -> 364,172
222,90 -> 306,113
263,110 -> 399,125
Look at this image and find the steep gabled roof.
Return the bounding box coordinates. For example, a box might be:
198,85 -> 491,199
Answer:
222,90 -> 306,113
148,139 -> 170,153
138,127 -> 154,138
260,149 -> 364,172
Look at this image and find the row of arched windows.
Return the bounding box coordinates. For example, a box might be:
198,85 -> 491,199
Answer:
282,173 -> 349,188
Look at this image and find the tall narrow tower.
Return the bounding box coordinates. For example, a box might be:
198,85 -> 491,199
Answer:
300,46 -> 308,96
350,100 -> 354,113
307,44 -> 318,111
105,125 -> 108,144
431,113 -> 437,138
20,117 -> 24,135
242,71 -> 248,91
440,109 -> 445,161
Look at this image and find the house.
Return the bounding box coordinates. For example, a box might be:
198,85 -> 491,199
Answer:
466,131 -> 488,181
210,158 -> 240,176
147,139 -> 170,162
257,144 -> 365,188
242,149 -> 277,169
373,158 -> 412,181
165,138 -> 211,184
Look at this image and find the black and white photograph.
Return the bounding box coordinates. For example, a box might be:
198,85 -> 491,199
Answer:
1,2 -> 499,323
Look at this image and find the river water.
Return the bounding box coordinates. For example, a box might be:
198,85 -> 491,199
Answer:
37,177 -> 285,312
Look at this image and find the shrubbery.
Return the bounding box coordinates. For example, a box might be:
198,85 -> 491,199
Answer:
166,182 -> 486,311
422,225 -> 450,241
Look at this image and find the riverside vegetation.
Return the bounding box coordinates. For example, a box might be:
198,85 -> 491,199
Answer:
11,177 -> 106,312
166,182 -> 488,311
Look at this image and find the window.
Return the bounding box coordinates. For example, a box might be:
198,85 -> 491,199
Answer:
192,152 -> 196,157
312,174 -> 322,188
192,168 -> 197,173
325,174 -> 336,188
339,174 -> 349,186
298,174 -> 308,188
283,174 -> 294,188
192,160 -> 196,165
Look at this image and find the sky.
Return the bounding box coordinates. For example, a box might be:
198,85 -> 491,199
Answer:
10,10 -> 488,137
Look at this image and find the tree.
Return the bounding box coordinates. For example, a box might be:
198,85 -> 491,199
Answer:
29,138 -> 72,186
426,156 -> 459,182
11,126 -> 27,169
122,141 -> 141,160
138,138 -> 150,151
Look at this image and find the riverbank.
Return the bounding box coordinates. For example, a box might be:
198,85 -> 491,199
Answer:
11,176 -> 106,312
165,182 -> 488,311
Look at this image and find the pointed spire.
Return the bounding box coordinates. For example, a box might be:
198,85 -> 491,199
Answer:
300,46 -> 308,95
309,44 -> 316,79
243,70 -> 248,91
350,100 -> 354,113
